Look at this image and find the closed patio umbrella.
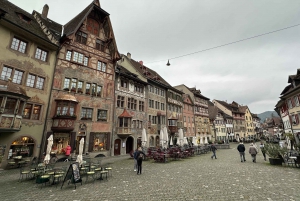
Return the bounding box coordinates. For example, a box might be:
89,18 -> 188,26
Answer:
192,137 -> 197,146
170,136 -> 173,146
160,129 -> 164,147
204,135 -> 208,144
44,135 -> 53,164
163,127 -> 168,148
76,137 -> 84,166
178,128 -> 184,146
142,128 -> 147,147
200,136 -> 204,145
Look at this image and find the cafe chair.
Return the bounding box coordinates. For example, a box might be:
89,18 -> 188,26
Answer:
85,171 -> 95,183
105,167 -> 112,177
36,174 -> 50,188
19,167 -> 31,182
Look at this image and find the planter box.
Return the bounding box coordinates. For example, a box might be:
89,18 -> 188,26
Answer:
269,158 -> 282,165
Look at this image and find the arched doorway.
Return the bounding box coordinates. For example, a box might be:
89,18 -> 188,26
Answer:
126,136 -> 133,154
114,139 -> 121,155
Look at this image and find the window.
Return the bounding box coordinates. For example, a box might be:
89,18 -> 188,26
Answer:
12,69 -> 23,84
11,37 -> 27,53
155,101 -> 160,109
184,116 -> 186,122
86,83 -> 91,94
1,66 -> 24,84
32,105 -> 41,120
4,98 -> 17,114
149,99 -> 154,108
35,48 -> 48,61
120,79 -> 128,88
294,96 -> 300,107
66,51 -> 72,61
139,101 -> 144,111
81,108 -> 93,120
128,98 -> 137,110
92,133 -> 108,152
96,85 -> 102,97
66,51 -> 88,66
134,85 -> 144,93
117,96 -> 125,107
287,99 -> 293,109
97,61 -> 107,72
75,31 -> 87,44
97,110 -> 107,121
26,74 -> 45,89
161,90 -> 165,97
96,39 -> 105,51
152,116 -> 157,124
161,103 -> 165,110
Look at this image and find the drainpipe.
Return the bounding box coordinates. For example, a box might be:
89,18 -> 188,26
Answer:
39,46 -> 60,162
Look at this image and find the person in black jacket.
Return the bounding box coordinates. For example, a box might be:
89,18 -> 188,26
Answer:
211,143 -> 217,159
237,142 -> 246,162
136,147 -> 146,175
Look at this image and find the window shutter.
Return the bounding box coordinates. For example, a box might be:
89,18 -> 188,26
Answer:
106,133 -> 110,151
70,132 -> 76,151
88,132 -> 95,152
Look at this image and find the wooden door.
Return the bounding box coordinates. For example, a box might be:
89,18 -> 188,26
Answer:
114,139 -> 121,155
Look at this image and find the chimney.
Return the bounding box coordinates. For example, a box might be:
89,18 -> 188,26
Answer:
42,4 -> 49,19
139,61 -> 143,66
127,52 -> 131,59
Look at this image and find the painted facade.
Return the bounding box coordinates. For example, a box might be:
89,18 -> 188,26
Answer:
0,0 -> 58,168
113,65 -> 147,155
182,94 -> 195,139
35,1 -> 120,158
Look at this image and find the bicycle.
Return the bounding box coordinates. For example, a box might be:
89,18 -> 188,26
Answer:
43,152 -> 58,164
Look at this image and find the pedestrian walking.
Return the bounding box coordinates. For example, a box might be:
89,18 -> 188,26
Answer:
259,142 -> 266,161
133,149 -> 138,171
249,143 -> 258,163
211,143 -> 217,159
136,147 -> 146,175
237,142 -> 246,162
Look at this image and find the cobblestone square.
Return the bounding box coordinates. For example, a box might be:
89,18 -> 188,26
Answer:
0,144 -> 299,201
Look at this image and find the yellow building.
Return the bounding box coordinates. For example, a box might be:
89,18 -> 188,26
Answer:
0,1 -> 58,168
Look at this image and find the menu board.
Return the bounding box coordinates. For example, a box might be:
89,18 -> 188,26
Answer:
61,162 -> 82,189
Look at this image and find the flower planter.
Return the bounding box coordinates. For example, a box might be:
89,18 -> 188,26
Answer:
269,158 -> 282,165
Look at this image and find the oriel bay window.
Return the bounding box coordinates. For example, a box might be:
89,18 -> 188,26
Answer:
55,101 -> 76,117
4,98 -> 17,114
119,117 -> 130,128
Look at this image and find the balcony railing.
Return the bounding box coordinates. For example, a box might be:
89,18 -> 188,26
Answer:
117,127 -> 132,138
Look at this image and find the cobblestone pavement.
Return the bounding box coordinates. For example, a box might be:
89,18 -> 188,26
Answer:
0,143 -> 299,201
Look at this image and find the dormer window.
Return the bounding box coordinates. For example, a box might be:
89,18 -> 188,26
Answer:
16,13 -> 31,23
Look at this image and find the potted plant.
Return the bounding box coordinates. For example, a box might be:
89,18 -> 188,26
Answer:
264,143 -> 287,165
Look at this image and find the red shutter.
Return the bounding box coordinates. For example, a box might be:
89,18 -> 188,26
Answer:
70,132 -> 76,152
88,132 -> 95,152
106,132 -> 111,151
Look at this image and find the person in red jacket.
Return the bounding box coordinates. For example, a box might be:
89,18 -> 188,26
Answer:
65,145 -> 72,157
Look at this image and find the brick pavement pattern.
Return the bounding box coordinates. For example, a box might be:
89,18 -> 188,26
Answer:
0,143 -> 299,201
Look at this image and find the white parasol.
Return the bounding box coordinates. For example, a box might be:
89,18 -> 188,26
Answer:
200,136 -> 204,145
178,128 -> 184,146
204,135 -> 208,144
160,129 -> 164,147
183,137 -> 188,145
170,136 -> 173,146
142,128 -> 147,147
192,137 -> 197,146
163,127 -> 169,148
44,135 -> 53,164
76,137 -> 84,166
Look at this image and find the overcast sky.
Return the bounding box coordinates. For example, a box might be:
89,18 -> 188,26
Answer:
8,0 -> 300,114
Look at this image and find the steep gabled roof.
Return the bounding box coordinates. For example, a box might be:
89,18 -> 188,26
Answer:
188,87 -> 209,100
215,100 -> 233,111
116,64 -> 147,85
0,0 -> 56,45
